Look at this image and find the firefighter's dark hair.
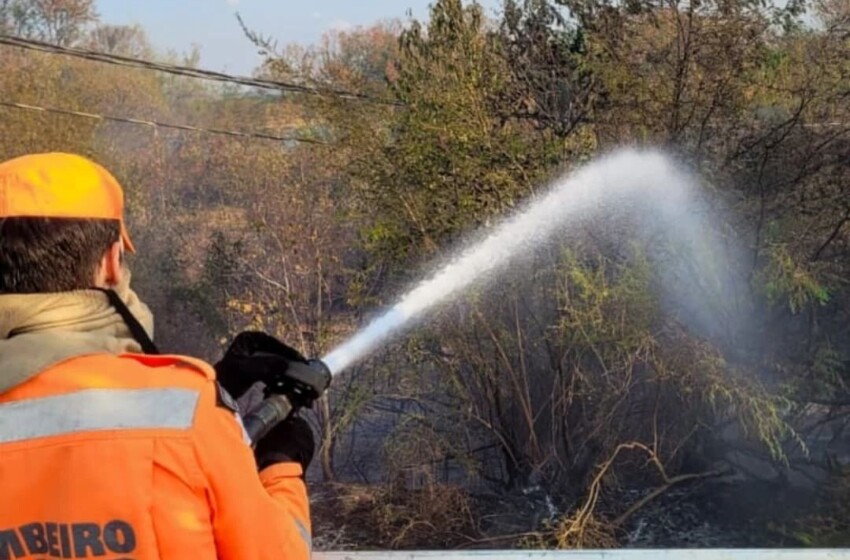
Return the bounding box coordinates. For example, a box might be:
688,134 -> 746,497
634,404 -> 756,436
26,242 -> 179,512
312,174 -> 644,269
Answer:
0,217 -> 120,293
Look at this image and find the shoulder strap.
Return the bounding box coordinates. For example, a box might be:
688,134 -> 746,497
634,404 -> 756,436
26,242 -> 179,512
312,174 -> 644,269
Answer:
97,288 -> 160,355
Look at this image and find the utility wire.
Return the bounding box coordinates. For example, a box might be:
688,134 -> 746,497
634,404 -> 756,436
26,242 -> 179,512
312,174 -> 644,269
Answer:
0,100 -> 327,145
0,34 -> 401,106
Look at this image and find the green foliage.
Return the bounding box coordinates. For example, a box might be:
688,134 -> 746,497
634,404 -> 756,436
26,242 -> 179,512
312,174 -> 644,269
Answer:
758,243 -> 830,313
351,0 -> 562,263
559,249 -> 658,355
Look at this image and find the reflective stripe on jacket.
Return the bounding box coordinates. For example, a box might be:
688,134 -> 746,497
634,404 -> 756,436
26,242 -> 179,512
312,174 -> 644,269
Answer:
0,353 -> 311,560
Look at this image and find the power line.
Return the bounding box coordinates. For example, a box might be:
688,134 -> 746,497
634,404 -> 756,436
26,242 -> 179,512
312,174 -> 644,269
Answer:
0,34 -> 401,106
0,100 -> 327,145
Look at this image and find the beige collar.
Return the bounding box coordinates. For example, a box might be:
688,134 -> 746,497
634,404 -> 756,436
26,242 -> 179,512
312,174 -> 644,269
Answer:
0,273 -> 155,393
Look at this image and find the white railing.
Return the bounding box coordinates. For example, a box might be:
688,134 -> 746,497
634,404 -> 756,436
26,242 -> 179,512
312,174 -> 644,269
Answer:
315,551 -> 850,560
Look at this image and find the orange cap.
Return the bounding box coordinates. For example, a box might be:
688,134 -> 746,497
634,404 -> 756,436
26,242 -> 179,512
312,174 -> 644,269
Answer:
0,153 -> 135,253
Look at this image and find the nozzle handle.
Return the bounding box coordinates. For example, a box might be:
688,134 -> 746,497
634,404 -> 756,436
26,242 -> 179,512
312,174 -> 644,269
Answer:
243,394 -> 293,443
262,358 -> 331,406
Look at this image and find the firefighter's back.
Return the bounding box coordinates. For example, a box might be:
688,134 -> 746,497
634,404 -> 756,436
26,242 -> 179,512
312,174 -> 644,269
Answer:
0,352 -> 220,560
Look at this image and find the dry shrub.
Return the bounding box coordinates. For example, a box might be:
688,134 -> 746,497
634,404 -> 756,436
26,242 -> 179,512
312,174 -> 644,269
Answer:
374,481 -> 476,548
529,440 -> 729,549
368,418 -> 479,547
537,514 -> 619,550
311,418 -> 479,550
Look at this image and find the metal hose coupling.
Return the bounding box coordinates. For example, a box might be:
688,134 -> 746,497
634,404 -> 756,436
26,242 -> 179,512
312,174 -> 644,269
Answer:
243,358 -> 332,443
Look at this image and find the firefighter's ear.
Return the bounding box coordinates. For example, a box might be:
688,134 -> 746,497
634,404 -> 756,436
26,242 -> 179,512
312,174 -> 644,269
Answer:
94,240 -> 125,288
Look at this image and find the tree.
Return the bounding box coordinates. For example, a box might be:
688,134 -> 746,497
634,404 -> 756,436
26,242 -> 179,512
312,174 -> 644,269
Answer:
85,23 -> 151,57
501,0 -> 596,139
2,0 -> 97,44
350,0 -> 561,265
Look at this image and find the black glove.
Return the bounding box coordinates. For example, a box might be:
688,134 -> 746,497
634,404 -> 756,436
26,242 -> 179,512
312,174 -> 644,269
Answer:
214,331 -> 309,399
254,415 -> 316,472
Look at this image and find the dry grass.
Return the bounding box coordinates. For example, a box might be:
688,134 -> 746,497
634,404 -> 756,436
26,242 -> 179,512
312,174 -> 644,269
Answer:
310,481 -> 478,550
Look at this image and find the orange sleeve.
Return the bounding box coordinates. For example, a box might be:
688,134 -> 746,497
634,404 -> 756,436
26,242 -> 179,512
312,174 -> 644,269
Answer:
191,381 -> 311,560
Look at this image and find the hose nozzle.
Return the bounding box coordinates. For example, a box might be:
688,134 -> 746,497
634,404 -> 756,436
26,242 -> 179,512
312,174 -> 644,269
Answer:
243,358 -> 332,443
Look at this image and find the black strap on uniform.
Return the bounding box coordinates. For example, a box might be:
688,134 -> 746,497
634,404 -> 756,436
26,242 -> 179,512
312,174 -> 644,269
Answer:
97,288 -> 160,355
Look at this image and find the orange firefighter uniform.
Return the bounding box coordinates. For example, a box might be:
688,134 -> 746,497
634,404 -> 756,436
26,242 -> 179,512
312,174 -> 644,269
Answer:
0,153 -> 312,560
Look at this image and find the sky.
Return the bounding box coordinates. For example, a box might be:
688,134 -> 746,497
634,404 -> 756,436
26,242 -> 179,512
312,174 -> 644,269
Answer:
97,0 -> 502,75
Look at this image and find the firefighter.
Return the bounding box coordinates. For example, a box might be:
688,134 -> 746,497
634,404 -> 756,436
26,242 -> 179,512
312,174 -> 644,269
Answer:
0,153 -> 314,559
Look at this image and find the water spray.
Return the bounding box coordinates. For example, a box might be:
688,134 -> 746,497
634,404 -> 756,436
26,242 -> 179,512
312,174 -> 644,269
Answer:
320,149 -> 695,376
245,149 -> 713,441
